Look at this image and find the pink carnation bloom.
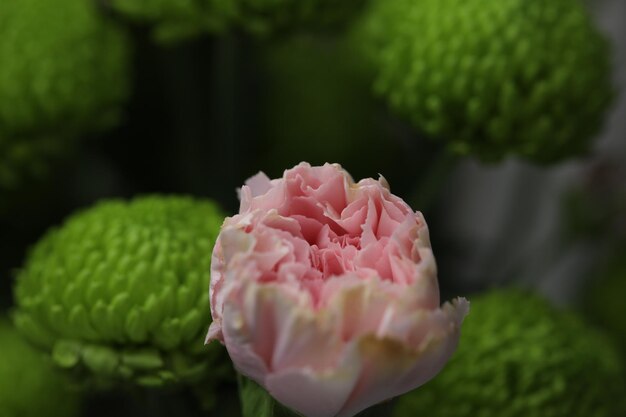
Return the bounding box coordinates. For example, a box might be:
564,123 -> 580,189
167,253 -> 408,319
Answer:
207,163 -> 469,417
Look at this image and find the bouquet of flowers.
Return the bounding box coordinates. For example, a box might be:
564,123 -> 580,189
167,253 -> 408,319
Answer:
1,0 -> 625,416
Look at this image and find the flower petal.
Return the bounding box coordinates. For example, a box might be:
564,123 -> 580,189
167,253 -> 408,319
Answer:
266,344 -> 361,417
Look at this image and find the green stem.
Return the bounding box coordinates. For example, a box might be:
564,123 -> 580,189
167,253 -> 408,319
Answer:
238,374 -> 301,417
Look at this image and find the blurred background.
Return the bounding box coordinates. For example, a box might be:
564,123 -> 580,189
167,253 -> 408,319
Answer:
0,0 -> 624,415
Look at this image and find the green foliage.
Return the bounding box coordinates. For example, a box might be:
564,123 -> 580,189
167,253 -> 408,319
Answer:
111,0 -> 366,41
354,0 -> 613,163
13,196 -> 229,390
0,0 -> 130,195
0,318 -> 80,417
394,290 -> 626,417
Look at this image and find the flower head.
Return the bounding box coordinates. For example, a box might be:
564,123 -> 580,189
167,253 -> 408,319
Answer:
0,0 -> 130,203
208,163 -> 468,417
394,290 -> 626,417
13,196 -> 229,389
353,0 -> 613,162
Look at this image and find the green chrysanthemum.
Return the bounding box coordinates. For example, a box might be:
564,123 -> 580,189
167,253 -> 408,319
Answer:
110,0 -> 365,41
0,0 -> 130,195
13,196 -> 228,390
354,0 -> 613,162
394,290 -> 626,417
0,318 -> 80,417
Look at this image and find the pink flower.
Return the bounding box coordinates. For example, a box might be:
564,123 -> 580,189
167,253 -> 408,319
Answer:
207,163 -> 469,417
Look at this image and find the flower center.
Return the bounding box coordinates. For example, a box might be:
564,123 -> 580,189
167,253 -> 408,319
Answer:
309,235 -> 361,279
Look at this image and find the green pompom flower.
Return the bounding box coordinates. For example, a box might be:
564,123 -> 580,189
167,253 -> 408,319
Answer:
13,196 -> 228,389
0,318 -> 80,417
0,0 -> 130,194
394,290 -> 626,417
110,0 -> 365,41
354,0 -> 613,162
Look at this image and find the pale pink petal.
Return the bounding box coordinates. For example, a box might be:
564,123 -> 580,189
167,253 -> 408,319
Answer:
377,206 -> 400,239
219,227 -> 255,266
270,309 -> 342,371
321,277 -> 399,340
359,198 -> 379,247
292,215 -> 326,244
262,214 -> 303,239
220,293 -> 271,382
265,345 -> 361,417
336,298 -> 468,417
246,172 -> 273,197
208,163 -> 469,417
336,201 -> 367,235
240,175 -> 287,214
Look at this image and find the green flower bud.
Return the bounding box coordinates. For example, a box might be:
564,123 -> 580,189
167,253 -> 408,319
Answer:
0,317 -> 80,417
110,0 -> 365,41
13,196 -> 229,390
354,0 -> 613,163
394,290 -> 626,417
0,0 -> 131,196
